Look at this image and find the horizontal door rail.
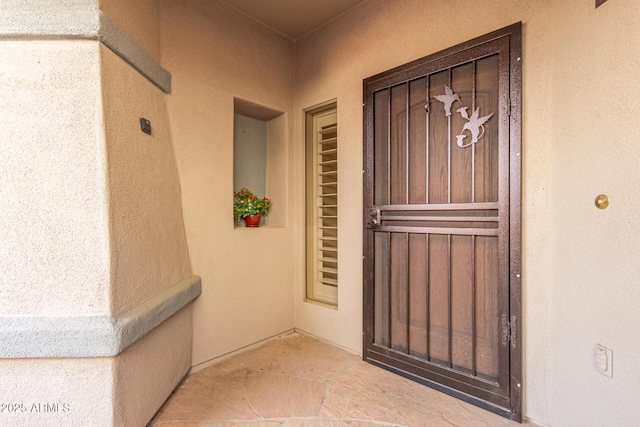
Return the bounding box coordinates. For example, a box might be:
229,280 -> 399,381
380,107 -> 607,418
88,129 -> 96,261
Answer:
382,216 -> 498,222
376,226 -> 499,236
375,202 -> 500,211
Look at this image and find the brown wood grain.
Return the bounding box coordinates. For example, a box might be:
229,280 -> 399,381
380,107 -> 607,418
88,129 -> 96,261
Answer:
374,232 -> 390,347
390,232 -> 408,352
475,235 -> 499,380
409,78 -> 428,204
475,55 -> 500,203
450,235 -> 474,372
374,90 -> 390,206
428,71 -> 449,204
390,85 -> 408,205
428,233 -> 449,363
408,233 -> 428,357
450,63 -> 474,204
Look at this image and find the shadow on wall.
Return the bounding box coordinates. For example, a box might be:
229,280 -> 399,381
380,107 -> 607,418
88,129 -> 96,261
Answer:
233,97 -> 286,227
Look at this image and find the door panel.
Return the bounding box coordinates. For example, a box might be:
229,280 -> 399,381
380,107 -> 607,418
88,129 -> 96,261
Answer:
450,64 -> 474,204
428,71 -> 449,204
408,233 -> 427,358
373,90 -> 389,206
476,235 -> 500,380
408,78 -> 427,205
427,233 -> 449,366
363,24 -> 521,420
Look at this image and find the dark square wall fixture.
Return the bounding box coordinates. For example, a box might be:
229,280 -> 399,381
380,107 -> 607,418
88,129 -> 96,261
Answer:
140,118 -> 151,134
596,0 -> 608,8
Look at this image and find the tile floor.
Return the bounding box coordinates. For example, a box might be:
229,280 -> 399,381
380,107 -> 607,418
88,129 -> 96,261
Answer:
149,332 -> 526,427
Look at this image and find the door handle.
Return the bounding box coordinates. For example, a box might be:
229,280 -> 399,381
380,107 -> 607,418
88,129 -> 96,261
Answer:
368,207 -> 380,227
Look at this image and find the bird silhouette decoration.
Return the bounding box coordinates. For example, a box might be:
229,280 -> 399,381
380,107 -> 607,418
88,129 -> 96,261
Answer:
455,106 -> 493,148
433,85 -> 460,117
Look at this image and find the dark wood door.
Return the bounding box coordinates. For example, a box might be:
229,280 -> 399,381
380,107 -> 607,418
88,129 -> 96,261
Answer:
363,24 -> 522,421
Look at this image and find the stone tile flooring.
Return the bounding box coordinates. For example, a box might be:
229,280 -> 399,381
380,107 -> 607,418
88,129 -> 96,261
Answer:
149,332 -> 526,427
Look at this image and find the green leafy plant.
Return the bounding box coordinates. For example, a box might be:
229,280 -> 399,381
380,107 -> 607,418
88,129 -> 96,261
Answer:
233,187 -> 271,221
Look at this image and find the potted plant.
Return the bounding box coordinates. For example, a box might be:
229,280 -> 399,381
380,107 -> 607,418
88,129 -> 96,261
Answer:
233,187 -> 271,227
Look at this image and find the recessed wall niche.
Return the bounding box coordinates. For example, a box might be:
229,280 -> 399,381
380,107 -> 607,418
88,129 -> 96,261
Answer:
233,98 -> 286,227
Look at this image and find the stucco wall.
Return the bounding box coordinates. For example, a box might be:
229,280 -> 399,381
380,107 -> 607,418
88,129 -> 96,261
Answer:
112,307 -> 192,426
233,114 -> 268,200
545,1 -> 640,426
0,307 -> 191,427
0,40 -> 111,317
0,357 -> 114,426
158,0 -> 296,368
98,2 -> 195,425
265,113 -> 288,228
99,0 -> 160,62
293,0 -> 640,426
1,1 -> 195,425
100,42 -> 192,315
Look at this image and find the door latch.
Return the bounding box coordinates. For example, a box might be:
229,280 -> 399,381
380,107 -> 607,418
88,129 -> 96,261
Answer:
368,207 -> 380,227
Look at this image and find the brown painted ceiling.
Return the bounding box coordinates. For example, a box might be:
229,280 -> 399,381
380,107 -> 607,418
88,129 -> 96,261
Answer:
218,0 -> 368,40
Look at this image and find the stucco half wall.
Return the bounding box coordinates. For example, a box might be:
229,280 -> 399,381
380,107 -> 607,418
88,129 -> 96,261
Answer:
0,1 -> 198,425
0,308 -> 191,427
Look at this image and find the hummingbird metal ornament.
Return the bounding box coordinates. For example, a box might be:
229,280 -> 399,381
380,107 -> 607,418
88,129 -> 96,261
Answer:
433,85 -> 494,148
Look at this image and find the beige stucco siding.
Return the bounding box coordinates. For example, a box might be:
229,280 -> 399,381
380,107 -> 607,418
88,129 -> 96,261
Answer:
159,0 -> 296,369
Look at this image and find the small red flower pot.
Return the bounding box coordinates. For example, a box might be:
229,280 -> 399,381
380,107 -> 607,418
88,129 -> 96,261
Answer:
244,214 -> 261,227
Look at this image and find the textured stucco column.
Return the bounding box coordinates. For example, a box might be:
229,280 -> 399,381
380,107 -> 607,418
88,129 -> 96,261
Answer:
0,1 -> 197,426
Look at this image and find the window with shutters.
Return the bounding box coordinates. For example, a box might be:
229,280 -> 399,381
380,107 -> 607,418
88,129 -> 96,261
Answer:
305,102 -> 338,306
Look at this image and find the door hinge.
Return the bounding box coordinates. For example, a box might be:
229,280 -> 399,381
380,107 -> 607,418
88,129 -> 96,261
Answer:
501,314 -> 517,349
507,98 -> 512,117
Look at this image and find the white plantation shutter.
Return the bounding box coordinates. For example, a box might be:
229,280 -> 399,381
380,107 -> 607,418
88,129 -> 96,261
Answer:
306,105 -> 338,305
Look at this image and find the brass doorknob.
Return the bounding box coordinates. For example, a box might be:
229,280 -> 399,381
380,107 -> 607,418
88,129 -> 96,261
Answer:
595,194 -> 609,209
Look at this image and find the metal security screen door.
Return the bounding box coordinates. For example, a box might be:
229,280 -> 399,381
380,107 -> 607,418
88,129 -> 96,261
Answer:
363,24 -> 522,420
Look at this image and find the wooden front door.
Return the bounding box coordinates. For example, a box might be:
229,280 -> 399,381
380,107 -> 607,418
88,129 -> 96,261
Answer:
363,24 -> 522,420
